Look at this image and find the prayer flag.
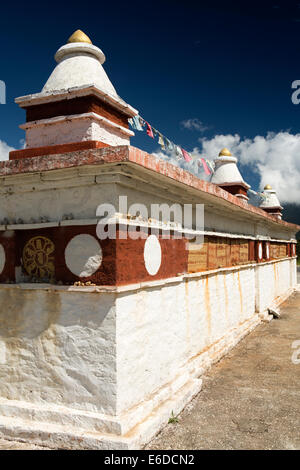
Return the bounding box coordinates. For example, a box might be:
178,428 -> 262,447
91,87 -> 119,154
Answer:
129,115 -> 144,131
200,158 -> 211,175
146,122 -> 154,138
198,158 -> 211,175
165,138 -> 175,151
158,133 -> 165,149
181,148 -> 192,162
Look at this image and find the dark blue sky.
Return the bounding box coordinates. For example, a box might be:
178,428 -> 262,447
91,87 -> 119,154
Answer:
1,0 -> 300,191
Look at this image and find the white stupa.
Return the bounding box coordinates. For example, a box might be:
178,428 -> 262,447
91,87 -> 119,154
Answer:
259,184 -> 283,219
210,148 -> 250,201
15,30 -> 138,151
42,30 -> 117,96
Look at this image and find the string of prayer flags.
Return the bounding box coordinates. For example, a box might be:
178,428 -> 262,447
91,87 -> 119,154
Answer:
128,114 -> 215,174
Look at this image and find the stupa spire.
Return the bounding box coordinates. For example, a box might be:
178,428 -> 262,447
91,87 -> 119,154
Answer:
210,148 -> 250,202
67,29 -> 92,44
260,184 -> 283,219
13,30 -> 138,157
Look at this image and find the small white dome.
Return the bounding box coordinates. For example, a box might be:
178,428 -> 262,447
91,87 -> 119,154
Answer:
42,40 -> 118,97
210,152 -> 247,186
260,188 -> 282,209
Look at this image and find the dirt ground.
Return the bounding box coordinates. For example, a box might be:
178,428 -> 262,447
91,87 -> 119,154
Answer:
0,290 -> 299,450
146,290 -> 300,450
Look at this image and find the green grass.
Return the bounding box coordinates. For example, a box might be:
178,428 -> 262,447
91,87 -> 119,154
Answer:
168,411 -> 179,424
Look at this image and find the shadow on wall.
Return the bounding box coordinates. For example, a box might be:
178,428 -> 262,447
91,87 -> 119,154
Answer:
0,289 -> 114,339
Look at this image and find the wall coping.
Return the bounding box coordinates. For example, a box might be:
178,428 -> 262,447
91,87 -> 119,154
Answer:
0,145 -> 298,234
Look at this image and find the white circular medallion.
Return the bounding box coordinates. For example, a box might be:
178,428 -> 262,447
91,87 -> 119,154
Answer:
258,243 -> 263,260
0,244 -> 5,274
144,235 -> 162,276
65,234 -> 102,277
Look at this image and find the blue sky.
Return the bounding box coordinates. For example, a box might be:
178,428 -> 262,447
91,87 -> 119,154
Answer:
1,0 -> 300,201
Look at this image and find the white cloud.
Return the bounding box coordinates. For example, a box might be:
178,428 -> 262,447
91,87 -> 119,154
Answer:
153,131 -> 300,204
200,132 -> 300,204
181,118 -> 210,133
0,140 -> 14,161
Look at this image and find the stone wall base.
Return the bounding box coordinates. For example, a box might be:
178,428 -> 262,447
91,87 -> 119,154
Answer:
0,258 -> 296,449
0,313 -> 262,449
0,379 -> 201,450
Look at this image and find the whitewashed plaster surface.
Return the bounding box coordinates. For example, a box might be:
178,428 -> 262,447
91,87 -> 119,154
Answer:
258,242 -> 263,260
0,289 -> 117,414
23,115 -> 131,148
255,258 -> 295,312
65,234 -> 102,277
42,42 -> 117,97
0,245 -> 5,274
260,189 -> 282,209
0,256 -> 296,448
143,235 -> 162,275
116,265 -> 256,415
0,165 -> 296,243
210,155 -> 248,185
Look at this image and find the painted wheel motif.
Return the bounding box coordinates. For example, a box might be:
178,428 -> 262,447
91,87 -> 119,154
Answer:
23,236 -> 55,280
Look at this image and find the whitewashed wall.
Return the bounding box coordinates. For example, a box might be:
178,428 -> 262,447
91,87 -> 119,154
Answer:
0,288 -> 117,415
116,266 -> 257,418
0,168 -> 295,243
0,257 -> 296,448
25,117 -> 130,148
255,258 -> 296,313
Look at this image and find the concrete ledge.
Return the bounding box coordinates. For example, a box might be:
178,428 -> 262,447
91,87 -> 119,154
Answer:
0,378 -> 202,450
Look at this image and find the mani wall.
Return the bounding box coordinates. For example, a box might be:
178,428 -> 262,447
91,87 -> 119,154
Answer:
0,145 -> 297,450
0,30 -> 298,450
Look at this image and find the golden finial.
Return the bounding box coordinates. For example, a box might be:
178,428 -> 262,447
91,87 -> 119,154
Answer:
218,148 -> 232,157
67,30 -> 92,44
264,184 -> 272,190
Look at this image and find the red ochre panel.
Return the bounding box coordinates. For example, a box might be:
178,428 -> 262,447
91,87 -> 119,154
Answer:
55,225 -> 117,285
16,226 -> 116,285
25,96 -> 129,128
115,228 -> 188,286
14,226 -> 188,286
0,226 -> 293,286
9,141 -> 109,161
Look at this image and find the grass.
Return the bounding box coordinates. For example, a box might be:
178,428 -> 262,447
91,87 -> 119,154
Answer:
168,411 -> 179,424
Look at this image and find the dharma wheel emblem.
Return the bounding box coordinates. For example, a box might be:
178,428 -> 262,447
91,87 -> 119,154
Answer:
23,236 -> 55,280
